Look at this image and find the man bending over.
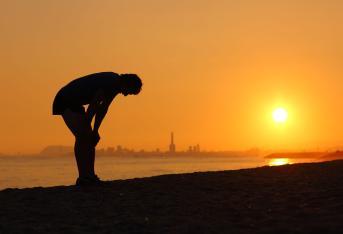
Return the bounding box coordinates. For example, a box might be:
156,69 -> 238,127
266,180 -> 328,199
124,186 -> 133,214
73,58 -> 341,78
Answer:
52,72 -> 142,186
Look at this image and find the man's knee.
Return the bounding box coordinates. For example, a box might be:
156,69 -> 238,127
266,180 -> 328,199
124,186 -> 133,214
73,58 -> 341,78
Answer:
75,131 -> 93,144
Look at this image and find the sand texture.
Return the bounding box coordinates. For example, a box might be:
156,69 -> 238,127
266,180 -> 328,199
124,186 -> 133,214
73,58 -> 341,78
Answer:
1,160 -> 343,234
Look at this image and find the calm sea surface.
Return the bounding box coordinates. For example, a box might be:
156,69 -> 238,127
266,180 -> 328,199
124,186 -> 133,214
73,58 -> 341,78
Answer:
0,155 -> 269,189
0,155 -> 317,190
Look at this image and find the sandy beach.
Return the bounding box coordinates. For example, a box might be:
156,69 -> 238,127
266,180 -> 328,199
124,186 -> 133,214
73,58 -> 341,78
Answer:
1,160 -> 343,233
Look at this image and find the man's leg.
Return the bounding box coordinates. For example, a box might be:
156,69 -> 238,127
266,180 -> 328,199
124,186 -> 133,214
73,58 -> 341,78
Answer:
74,137 -> 95,178
61,109 -> 95,178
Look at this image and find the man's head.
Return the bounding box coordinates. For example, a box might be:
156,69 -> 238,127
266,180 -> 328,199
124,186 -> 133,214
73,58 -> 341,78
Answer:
119,74 -> 142,96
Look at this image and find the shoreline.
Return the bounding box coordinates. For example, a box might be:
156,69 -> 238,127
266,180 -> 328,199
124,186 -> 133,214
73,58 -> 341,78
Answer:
1,160 -> 343,233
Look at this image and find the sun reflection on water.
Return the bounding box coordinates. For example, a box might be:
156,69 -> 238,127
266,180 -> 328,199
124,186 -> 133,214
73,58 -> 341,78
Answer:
268,158 -> 291,166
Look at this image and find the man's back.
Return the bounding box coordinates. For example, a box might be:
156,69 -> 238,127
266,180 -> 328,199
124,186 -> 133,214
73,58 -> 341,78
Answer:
59,72 -> 119,106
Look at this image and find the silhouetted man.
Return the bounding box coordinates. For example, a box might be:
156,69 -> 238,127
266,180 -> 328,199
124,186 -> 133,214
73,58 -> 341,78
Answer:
53,72 -> 142,186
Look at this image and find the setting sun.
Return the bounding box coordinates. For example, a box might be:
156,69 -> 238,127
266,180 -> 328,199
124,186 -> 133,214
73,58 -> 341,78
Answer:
272,108 -> 288,123
269,158 -> 291,166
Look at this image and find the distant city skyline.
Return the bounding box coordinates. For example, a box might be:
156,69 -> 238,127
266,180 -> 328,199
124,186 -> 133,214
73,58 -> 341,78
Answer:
3,131 -> 343,157
4,135 -> 343,158
37,132 -> 205,156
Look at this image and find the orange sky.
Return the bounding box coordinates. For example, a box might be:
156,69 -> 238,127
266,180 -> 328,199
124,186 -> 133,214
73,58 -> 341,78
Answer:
1,0 -> 343,154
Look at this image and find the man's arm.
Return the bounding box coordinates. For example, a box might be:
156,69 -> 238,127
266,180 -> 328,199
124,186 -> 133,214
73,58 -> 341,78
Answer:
85,90 -> 104,124
92,93 -> 116,132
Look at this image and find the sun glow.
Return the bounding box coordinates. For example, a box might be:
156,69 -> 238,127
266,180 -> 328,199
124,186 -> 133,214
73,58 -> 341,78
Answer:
272,108 -> 288,123
269,158 -> 291,166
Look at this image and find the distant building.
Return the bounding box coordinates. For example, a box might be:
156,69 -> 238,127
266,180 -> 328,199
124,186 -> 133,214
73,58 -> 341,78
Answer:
196,144 -> 200,152
107,147 -> 114,154
188,144 -> 200,153
40,145 -> 73,156
169,132 -> 176,153
188,146 -> 193,152
116,145 -> 123,153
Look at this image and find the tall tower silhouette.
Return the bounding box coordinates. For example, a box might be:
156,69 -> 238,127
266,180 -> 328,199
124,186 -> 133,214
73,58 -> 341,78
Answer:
169,132 -> 176,153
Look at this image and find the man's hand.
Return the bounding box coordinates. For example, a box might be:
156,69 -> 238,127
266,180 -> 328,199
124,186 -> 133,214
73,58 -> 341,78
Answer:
92,131 -> 101,147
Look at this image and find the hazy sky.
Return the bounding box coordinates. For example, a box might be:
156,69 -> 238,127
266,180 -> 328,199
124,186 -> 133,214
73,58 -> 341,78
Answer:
1,0 -> 343,154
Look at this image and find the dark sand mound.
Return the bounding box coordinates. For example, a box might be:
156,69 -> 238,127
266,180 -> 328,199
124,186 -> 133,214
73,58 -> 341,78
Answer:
1,160 -> 343,234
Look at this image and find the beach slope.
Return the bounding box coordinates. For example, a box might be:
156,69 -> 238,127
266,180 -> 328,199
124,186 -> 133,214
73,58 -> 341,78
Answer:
1,160 -> 343,233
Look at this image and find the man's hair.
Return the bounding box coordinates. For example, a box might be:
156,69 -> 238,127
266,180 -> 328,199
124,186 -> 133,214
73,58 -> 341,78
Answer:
120,74 -> 142,93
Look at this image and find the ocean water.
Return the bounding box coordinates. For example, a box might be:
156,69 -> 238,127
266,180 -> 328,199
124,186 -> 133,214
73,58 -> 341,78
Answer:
0,155 -> 267,190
